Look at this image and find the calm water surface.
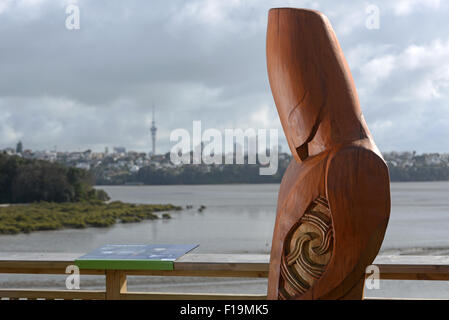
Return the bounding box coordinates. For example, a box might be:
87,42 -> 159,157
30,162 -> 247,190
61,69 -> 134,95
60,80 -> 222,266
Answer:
1,182 -> 449,298
2,182 -> 449,254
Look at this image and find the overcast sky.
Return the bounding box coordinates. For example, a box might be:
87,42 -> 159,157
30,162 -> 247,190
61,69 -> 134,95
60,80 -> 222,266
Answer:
0,0 -> 448,154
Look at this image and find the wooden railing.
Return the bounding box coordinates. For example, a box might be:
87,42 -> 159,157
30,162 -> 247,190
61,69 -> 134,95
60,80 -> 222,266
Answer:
0,253 -> 448,300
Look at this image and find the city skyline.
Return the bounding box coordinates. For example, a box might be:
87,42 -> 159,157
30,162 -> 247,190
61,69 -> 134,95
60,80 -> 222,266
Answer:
1,1 -> 449,154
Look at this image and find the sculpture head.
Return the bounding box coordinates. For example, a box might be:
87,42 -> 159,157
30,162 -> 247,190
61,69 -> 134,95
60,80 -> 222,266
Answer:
266,8 -> 370,162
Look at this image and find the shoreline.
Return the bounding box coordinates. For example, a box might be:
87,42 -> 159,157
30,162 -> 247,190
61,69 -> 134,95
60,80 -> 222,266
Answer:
94,180 -> 449,187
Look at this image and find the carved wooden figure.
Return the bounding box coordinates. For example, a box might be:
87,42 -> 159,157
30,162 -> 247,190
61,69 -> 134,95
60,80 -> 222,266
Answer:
266,8 -> 390,300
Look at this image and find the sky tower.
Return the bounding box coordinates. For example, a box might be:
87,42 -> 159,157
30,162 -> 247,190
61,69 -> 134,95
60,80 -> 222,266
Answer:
150,106 -> 157,155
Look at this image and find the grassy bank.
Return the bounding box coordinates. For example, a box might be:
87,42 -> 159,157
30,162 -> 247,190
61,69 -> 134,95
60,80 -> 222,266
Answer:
0,201 -> 182,235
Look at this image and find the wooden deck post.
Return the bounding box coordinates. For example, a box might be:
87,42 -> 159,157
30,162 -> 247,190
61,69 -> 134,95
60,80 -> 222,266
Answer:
105,270 -> 127,300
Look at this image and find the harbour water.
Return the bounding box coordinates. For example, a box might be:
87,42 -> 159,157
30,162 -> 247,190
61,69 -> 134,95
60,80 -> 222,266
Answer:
1,182 -> 449,298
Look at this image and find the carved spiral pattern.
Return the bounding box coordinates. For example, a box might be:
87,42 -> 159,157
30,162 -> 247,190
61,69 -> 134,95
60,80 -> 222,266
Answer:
278,196 -> 333,299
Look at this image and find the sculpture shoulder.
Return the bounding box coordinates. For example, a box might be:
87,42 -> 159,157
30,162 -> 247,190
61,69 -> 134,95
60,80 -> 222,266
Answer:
325,143 -> 389,196
326,145 -> 390,240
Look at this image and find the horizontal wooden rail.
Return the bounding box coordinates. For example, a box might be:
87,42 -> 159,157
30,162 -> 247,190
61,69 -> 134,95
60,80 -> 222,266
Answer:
0,253 -> 449,300
121,292 -> 266,300
374,255 -> 449,281
0,289 -> 105,300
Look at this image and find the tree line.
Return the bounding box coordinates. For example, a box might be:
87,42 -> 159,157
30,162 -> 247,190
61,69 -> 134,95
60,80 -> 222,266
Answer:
0,153 -> 109,204
389,165 -> 449,182
94,159 -> 449,185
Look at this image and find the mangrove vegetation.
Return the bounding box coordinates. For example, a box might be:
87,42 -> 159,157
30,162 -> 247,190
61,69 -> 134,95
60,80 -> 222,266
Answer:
0,201 -> 182,235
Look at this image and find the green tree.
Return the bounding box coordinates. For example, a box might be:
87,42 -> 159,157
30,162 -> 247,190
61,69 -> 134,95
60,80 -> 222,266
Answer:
0,153 -> 109,204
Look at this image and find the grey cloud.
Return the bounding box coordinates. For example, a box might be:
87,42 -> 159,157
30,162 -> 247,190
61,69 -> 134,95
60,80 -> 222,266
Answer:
0,0 -> 448,153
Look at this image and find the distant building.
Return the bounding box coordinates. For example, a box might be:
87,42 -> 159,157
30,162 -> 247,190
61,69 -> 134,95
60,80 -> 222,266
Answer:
4,147 -> 15,155
33,150 -> 57,162
151,154 -> 165,163
113,147 -> 126,154
22,150 -> 33,159
68,152 -> 83,161
16,141 -> 23,154
83,149 -> 92,160
75,162 -> 91,170
150,106 -> 157,155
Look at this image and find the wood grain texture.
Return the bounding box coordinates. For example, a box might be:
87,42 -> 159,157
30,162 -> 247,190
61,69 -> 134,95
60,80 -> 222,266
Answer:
105,270 -> 127,300
121,292 -> 267,300
266,8 -> 391,300
0,289 -> 105,300
3,253 -> 449,275
1,253 -> 449,300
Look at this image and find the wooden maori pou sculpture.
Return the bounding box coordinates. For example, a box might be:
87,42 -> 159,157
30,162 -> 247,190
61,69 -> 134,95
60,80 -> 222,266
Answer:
266,8 -> 391,300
